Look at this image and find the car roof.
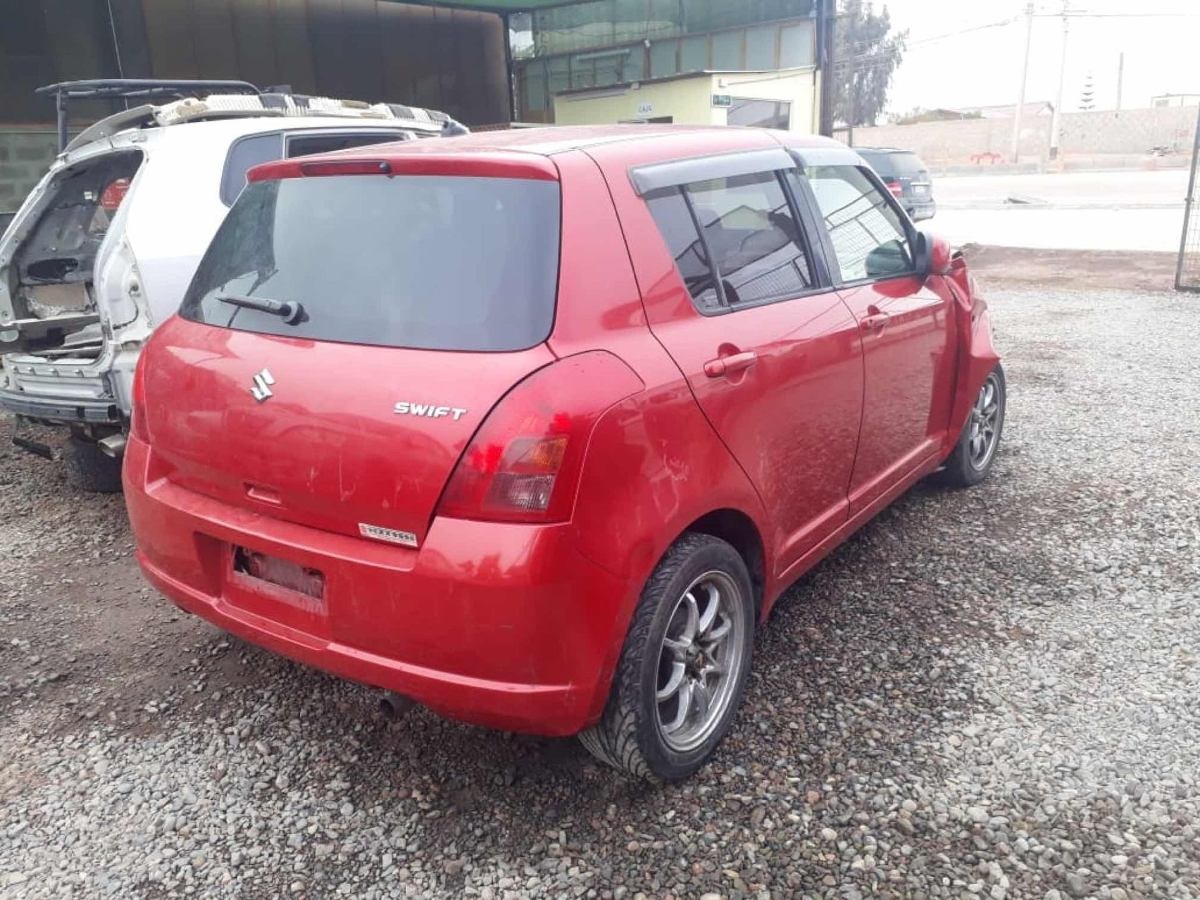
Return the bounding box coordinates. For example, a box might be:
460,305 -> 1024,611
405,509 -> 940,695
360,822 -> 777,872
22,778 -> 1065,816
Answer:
266,125 -> 853,167
384,124 -> 850,156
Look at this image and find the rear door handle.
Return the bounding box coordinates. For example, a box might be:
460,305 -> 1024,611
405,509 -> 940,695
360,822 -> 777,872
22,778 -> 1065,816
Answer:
704,350 -> 758,378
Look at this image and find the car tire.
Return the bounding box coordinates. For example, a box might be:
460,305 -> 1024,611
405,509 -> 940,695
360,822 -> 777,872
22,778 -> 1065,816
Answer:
579,532 -> 755,781
64,436 -> 123,494
939,363 -> 1006,488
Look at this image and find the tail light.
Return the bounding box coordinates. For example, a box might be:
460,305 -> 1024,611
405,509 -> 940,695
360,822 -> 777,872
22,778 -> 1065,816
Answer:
436,351 -> 642,524
100,178 -> 130,213
129,354 -> 149,442
885,179 -> 904,198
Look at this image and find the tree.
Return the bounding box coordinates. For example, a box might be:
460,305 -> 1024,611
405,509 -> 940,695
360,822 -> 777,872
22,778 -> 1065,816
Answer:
833,0 -> 907,128
1079,72 -> 1095,111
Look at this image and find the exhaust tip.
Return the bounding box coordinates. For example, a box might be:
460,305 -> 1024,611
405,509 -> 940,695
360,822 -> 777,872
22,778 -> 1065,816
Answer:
98,433 -> 127,459
379,691 -> 415,720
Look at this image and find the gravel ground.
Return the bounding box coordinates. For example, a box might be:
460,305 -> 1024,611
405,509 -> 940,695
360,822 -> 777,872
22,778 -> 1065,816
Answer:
2,284 -> 1198,899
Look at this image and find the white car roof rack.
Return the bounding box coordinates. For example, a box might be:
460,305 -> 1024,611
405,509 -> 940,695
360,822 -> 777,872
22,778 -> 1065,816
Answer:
37,79 -> 461,155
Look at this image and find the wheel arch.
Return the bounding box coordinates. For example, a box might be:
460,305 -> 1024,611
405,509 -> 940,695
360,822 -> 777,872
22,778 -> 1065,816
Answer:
683,508 -> 766,617
943,278 -> 1002,457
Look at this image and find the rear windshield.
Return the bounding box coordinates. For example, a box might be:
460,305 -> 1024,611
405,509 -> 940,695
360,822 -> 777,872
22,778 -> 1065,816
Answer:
180,174 -> 560,352
863,151 -> 925,177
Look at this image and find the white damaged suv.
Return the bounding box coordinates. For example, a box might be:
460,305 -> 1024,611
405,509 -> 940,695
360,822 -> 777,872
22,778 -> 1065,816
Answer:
0,79 -> 460,490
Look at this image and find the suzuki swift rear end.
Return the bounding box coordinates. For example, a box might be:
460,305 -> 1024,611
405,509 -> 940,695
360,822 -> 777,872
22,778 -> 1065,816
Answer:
123,138 -> 683,764
126,127 -> 1005,781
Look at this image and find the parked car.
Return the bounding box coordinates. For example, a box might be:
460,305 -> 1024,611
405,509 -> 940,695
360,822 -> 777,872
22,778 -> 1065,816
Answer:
856,147 -> 936,221
124,125 -> 1004,780
0,79 -> 461,491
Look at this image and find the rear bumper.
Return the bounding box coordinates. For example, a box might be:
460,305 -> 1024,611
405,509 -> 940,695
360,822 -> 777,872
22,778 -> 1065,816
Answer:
122,436 -> 634,736
906,199 -> 936,221
0,385 -> 120,424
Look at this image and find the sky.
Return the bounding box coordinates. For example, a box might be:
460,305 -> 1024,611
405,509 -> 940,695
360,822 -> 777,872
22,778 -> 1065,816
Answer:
878,0 -> 1200,116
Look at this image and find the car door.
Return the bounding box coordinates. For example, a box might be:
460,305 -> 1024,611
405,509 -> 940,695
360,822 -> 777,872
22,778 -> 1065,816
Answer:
626,150 -> 864,570
800,161 -> 956,514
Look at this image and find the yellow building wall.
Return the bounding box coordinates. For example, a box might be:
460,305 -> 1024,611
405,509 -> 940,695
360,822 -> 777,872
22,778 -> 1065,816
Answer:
553,68 -> 818,133
553,76 -> 717,127
712,70 -> 820,134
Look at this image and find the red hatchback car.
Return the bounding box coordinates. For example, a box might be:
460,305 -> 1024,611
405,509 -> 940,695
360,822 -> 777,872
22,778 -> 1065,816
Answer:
124,126 -> 1003,780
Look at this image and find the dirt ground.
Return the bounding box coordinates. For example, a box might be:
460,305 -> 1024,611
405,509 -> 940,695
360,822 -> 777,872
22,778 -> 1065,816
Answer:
2,250 -> 1198,898
963,245 -> 1182,293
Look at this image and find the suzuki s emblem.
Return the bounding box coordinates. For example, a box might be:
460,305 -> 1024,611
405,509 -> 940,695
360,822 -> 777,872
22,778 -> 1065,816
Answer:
250,369 -> 275,402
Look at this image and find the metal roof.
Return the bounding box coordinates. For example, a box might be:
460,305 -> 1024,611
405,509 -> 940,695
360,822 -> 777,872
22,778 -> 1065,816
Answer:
397,0 -> 591,11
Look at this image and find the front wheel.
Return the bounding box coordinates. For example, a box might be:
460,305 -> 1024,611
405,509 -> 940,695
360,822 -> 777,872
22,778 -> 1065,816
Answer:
940,363 -> 1006,488
579,533 -> 754,781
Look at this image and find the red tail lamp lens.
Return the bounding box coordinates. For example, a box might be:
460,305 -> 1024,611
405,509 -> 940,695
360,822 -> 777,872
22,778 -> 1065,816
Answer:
437,353 -> 642,524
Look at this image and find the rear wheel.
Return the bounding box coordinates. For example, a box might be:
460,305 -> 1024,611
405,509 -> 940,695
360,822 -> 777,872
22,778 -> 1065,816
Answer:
64,436 -> 123,494
579,533 -> 754,781
940,363 -> 1005,488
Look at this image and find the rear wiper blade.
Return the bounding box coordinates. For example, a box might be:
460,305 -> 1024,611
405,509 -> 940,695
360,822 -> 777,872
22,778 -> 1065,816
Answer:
215,293 -> 305,325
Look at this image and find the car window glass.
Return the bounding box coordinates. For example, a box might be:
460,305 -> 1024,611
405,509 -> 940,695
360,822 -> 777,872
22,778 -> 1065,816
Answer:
645,190 -> 722,309
806,165 -> 912,282
220,133 -> 284,206
182,174 -> 560,352
888,152 -> 925,176
858,151 -> 894,177
646,170 -> 814,312
285,131 -> 404,158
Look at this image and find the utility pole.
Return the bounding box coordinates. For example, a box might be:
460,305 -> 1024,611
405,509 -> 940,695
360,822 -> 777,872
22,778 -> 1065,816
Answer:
1050,1 -> 1070,161
1010,2 -> 1035,164
1116,51 -> 1124,112
818,0 -> 836,137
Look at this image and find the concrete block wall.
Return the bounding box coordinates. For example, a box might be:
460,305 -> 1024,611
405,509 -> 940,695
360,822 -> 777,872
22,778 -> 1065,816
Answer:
851,105 -> 1198,170
849,115 -> 1052,167
0,130 -> 57,213
1059,106 -> 1197,155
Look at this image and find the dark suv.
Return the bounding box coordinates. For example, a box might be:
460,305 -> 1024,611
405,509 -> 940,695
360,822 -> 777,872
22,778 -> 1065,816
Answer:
857,148 -> 935,221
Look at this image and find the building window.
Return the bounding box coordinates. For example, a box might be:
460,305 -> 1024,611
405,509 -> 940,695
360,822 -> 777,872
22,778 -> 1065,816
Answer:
680,34 -> 708,72
745,25 -> 777,69
650,39 -> 679,78
727,98 -> 791,130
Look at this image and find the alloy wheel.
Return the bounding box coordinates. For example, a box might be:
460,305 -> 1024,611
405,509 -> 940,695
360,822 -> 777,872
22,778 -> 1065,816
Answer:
654,570 -> 746,754
967,371 -> 1002,470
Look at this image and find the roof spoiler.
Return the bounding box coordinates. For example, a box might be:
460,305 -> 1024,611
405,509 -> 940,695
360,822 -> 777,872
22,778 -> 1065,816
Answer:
37,79 -> 261,152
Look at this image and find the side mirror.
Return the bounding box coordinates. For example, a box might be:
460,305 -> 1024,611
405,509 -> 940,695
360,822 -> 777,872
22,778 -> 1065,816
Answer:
914,230 -> 952,277
928,233 -> 953,275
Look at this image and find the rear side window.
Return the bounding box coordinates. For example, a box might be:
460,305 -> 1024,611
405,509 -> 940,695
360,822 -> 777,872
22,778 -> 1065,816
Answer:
182,174 -> 560,352
646,170 -> 814,313
219,134 -> 283,206
806,165 -> 913,283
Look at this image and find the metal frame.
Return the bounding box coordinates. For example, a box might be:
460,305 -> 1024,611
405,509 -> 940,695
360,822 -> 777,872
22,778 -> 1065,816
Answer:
36,79 -> 261,153
1175,103 -> 1200,292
